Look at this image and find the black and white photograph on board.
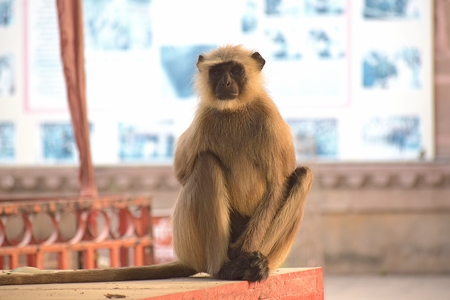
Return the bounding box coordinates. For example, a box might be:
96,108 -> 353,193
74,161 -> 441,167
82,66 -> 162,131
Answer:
242,0 -> 260,34
40,123 -> 78,163
118,121 -> 175,163
304,0 -> 345,16
83,0 -> 153,51
304,25 -> 345,60
287,118 -> 339,160
263,22 -> 302,60
362,47 -> 421,89
0,0 -> 13,27
363,0 -> 421,19
265,0 -> 345,17
261,20 -> 346,61
0,122 -> 14,162
265,0 -> 302,16
0,55 -> 15,97
361,116 -> 422,159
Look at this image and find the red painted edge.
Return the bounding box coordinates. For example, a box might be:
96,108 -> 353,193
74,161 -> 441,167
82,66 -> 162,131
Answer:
141,268 -> 324,300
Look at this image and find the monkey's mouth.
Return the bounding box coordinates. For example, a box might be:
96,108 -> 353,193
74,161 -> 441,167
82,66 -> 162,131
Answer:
215,85 -> 239,100
216,93 -> 238,101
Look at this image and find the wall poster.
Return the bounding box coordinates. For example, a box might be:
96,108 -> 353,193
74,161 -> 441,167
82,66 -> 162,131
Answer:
0,0 -> 433,164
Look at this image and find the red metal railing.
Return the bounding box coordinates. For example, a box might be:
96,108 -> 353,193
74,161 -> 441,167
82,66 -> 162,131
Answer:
0,195 -> 154,270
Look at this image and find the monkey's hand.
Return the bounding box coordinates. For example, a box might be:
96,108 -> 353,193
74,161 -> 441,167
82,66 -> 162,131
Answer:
216,251 -> 269,282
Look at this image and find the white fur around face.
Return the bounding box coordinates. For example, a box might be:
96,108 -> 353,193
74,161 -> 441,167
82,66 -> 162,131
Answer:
194,45 -> 267,111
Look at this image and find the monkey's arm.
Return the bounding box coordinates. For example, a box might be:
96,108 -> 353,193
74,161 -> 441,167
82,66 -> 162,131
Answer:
0,261 -> 196,285
173,129 -> 198,185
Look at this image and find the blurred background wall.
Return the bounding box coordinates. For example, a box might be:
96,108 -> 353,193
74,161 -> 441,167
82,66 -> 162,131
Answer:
0,0 -> 449,274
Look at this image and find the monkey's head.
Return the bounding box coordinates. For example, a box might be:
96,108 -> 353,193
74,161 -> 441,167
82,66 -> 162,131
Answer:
195,45 -> 266,110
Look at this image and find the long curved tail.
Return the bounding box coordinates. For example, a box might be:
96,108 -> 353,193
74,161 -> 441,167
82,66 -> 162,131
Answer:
0,261 -> 197,285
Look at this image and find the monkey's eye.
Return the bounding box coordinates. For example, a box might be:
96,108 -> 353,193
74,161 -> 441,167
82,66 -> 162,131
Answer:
211,69 -> 222,77
231,66 -> 242,75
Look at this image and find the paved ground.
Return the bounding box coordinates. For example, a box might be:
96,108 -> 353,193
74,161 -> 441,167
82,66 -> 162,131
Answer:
324,275 -> 450,300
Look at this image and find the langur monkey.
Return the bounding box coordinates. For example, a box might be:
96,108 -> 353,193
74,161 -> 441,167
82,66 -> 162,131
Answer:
0,45 -> 313,285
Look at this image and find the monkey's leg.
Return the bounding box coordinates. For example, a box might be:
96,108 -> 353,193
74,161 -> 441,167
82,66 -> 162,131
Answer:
172,152 -> 231,276
260,166 -> 313,270
216,211 -> 270,282
217,166 -> 313,281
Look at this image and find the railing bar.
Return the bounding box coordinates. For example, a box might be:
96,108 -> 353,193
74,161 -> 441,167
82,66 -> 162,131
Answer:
83,248 -> 95,269
58,250 -> 69,269
134,244 -> 143,266
10,254 -> 19,269
26,254 -> 36,267
110,247 -> 119,268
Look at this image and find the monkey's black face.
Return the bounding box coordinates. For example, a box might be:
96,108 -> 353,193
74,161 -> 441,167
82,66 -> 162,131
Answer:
208,62 -> 246,100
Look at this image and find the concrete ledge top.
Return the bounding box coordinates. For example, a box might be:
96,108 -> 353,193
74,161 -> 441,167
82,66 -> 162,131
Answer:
0,267 -> 323,300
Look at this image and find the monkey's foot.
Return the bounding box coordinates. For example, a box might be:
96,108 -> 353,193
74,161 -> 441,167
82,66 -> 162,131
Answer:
216,251 -> 269,282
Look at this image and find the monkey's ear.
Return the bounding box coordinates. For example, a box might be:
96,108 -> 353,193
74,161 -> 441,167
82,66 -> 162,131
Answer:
251,52 -> 265,71
196,55 -> 205,70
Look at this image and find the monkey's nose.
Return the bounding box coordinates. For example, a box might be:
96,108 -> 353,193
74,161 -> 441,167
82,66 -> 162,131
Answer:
222,80 -> 231,87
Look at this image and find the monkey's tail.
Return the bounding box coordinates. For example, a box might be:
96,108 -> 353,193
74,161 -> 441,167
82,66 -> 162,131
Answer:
0,261 -> 197,285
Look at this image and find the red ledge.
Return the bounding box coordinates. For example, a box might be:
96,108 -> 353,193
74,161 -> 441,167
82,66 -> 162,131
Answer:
0,268 -> 323,300
153,268 -> 323,300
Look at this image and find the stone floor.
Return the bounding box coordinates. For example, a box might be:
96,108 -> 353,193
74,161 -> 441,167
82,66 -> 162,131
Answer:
324,275 -> 450,300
